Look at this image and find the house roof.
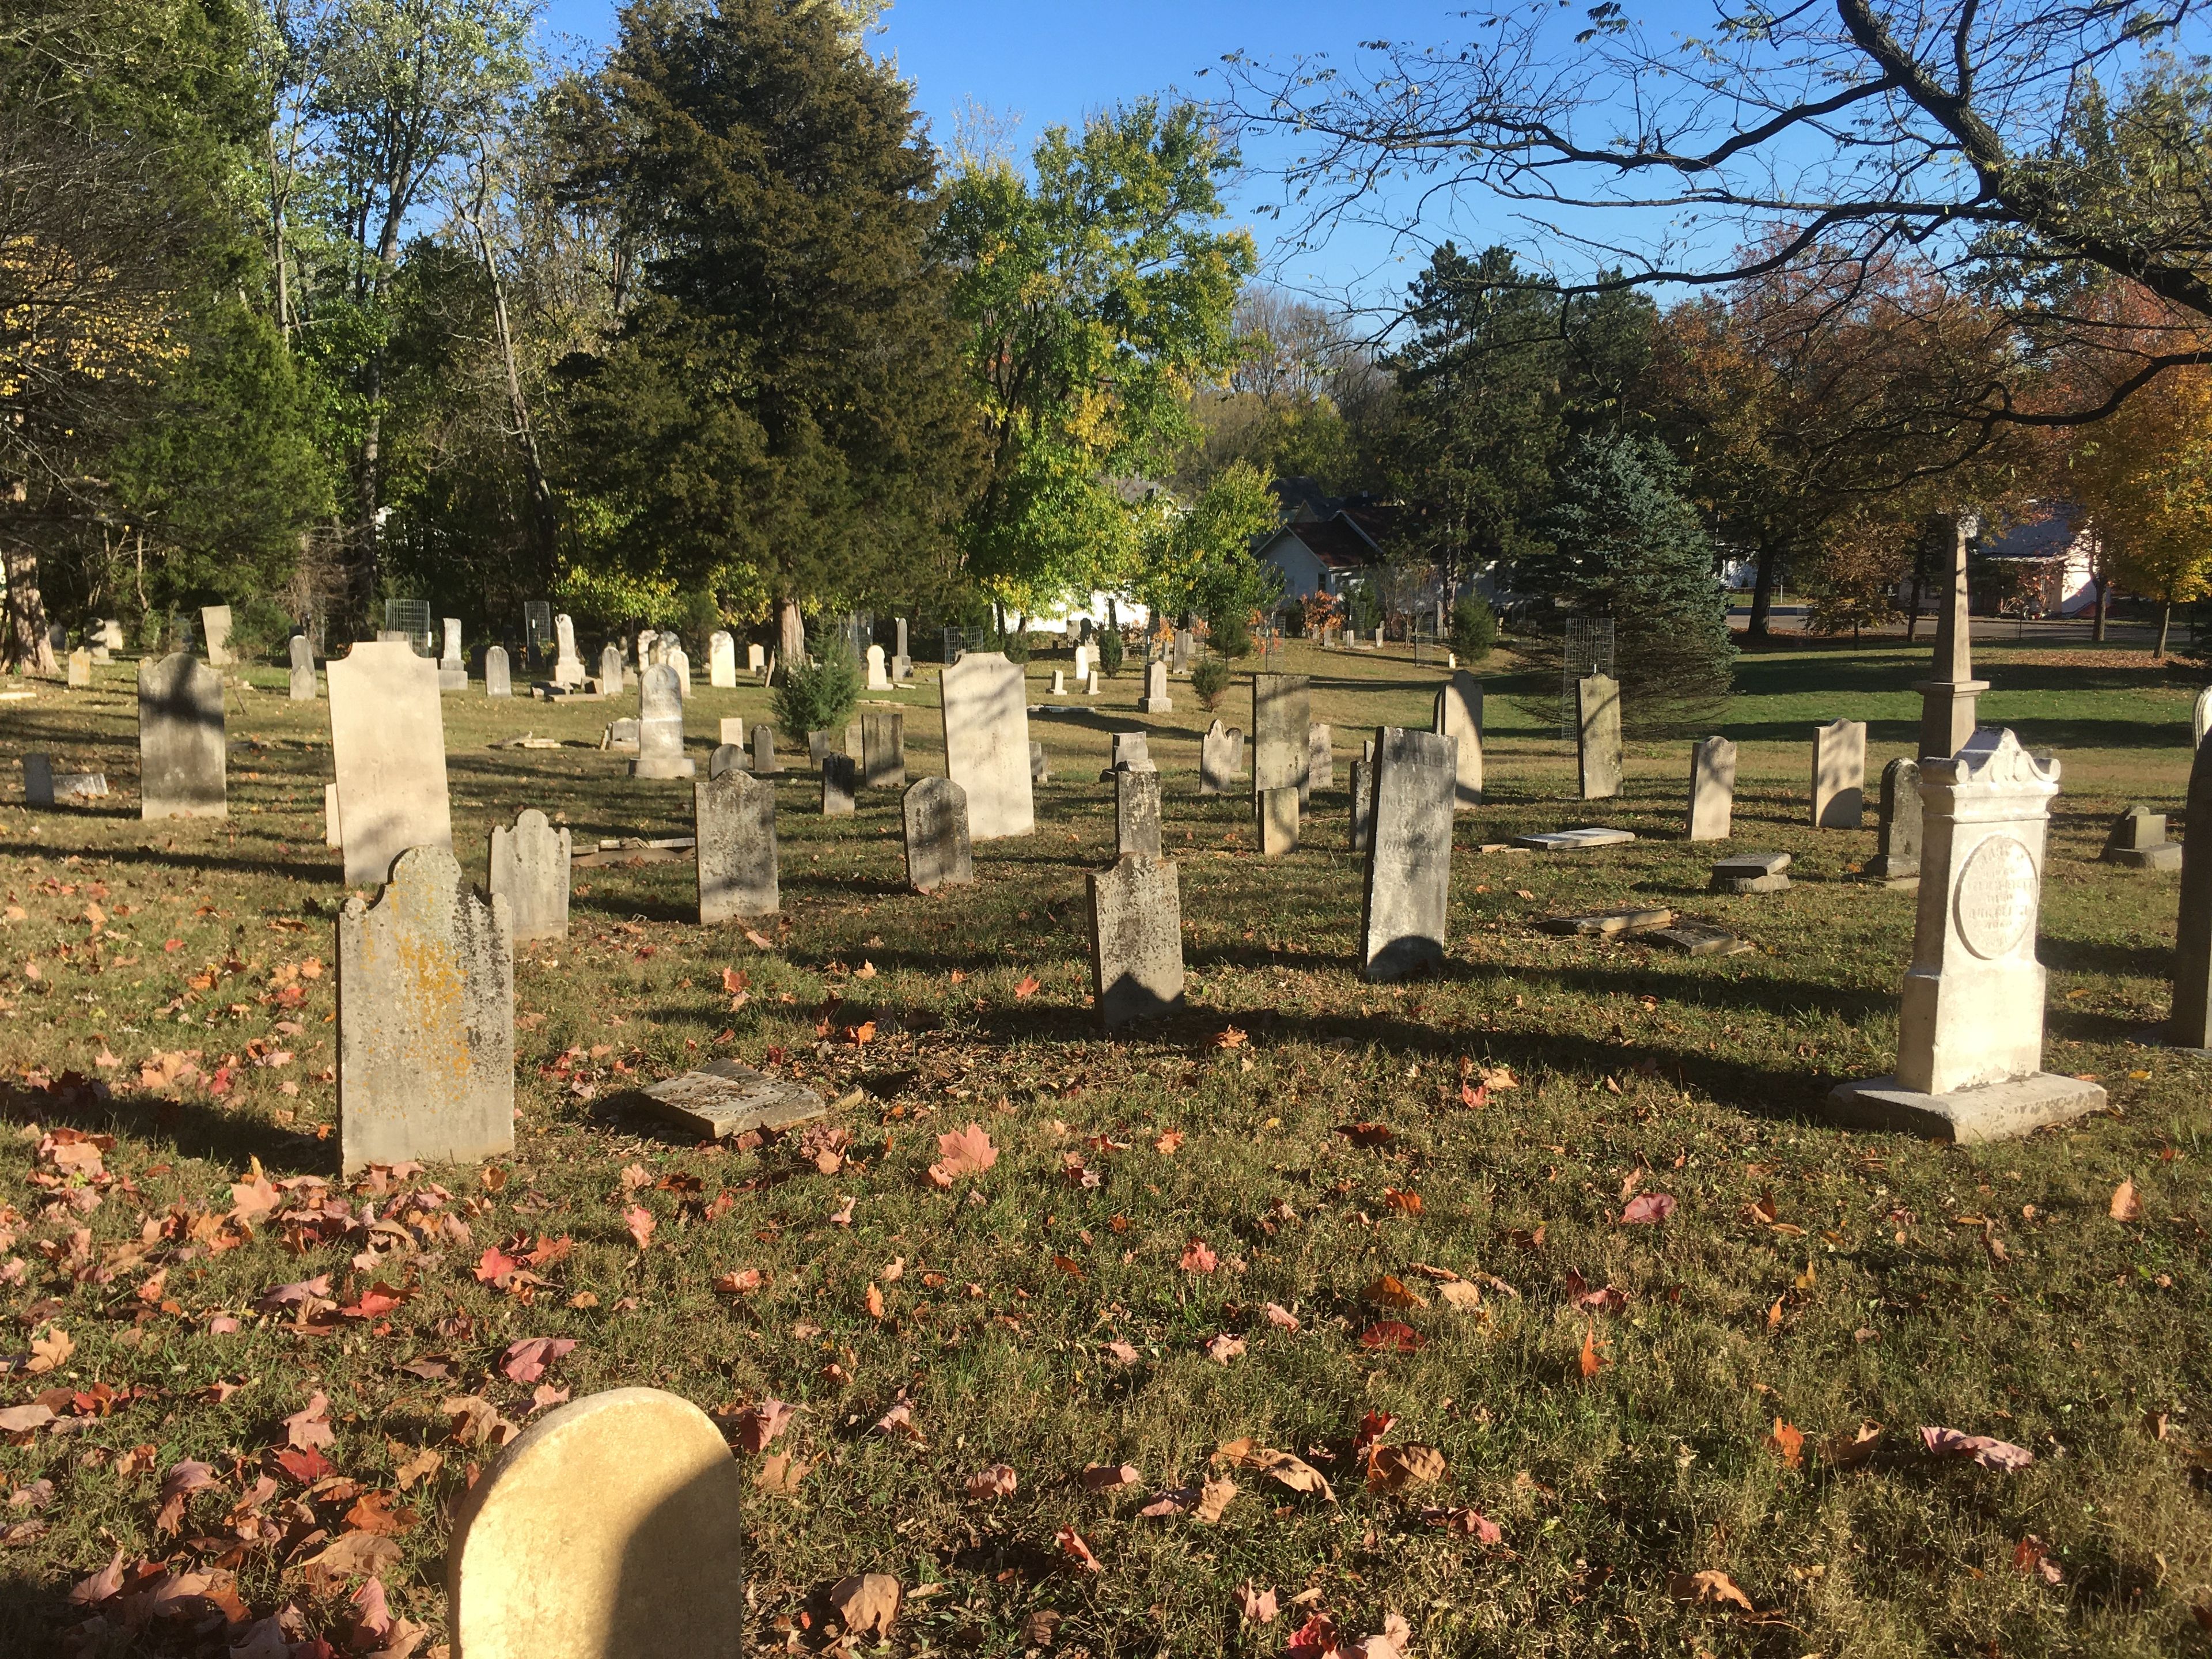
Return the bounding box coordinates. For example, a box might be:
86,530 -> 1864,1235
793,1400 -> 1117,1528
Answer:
1262,512 -> 1385,571
1977,503 -> 2090,563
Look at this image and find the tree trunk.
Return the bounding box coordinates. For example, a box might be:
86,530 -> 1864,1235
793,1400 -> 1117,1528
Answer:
1748,543 -> 1779,639
464,144 -> 558,584
778,597 -> 805,665
2092,577 -> 2108,643
2,539 -> 58,673
2158,601 -> 2173,659
1904,565 -> 1924,644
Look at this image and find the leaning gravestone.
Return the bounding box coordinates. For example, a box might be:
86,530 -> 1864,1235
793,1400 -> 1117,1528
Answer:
337,846 -> 513,1176
1811,718 -> 1866,828
1866,757 -> 1923,885
940,652 -> 1033,840
1252,674 -> 1310,809
484,645 -> 512,698
489,808 -> 571,943
200,605 -> 234,668
752,725 -> 782,775
138,653 -> 227,820
632,665 -> 694,779
1199,721 -> 1242,796
1259,785 -> 1299,855
1088,854 -> 1184,1028
695,771 -> 778,923
903,777 -> 974,893
1359,727 -> 1455,982
1116,765 -> 1162,858
1687,736 -> 1736,841
447,1387 -> 747,1659
2103,806 -> 2182,870
1828,729 -> 2105,1139
327,641 -> 452,885
1432,671 -> 1483,809
1349,757 -> 1374,853
1576,674 -> 1622,800
821,755 -> 857,817
709,631 -> 737,689
600,644 -> 625,696
1303,724 -> 1332,806
1141,659 -> 1172,714
2170,734 -> 2212,1049
862,712 -> 904,789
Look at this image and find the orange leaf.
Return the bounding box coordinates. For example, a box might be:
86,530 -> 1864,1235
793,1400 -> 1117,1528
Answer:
2109,1178 -> 2143,1222
1013,974 -> 1041,999
1670,1569 -> 1754,1613
624,1206 -> 656,1251
1578,1326 -> 1607,1379
1766,1419 -> 1805,1470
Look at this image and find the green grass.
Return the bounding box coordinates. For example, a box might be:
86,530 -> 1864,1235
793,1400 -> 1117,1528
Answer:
1,635 -> 2208,1657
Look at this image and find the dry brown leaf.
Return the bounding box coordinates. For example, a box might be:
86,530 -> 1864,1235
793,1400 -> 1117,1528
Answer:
1670,1569 -> 1754,1613
1363,1274 -> 1427,1310
1082,1463 -> 1139,1492
1367,1444 -> 1446,1493
964,1464 -> 1017,1500
2110,1178 -> 2144,1222
829,1573 -> 902,1637
1204,1334 -> 1247,1366
1195,1476 -> 1238,1523
1216,1441 -> 1335,1501
1437,1281 -> 1483,1312
1237,1582 -> 1278,1624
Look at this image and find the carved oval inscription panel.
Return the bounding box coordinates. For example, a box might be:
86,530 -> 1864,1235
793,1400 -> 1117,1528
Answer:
1954,834 -> 2038,960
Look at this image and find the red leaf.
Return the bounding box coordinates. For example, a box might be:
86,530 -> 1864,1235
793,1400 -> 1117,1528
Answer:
1013,974 -> 1041,999
1358,1321 -> 1423,1353
624,1206 -> 656,1251
272,1445 -> 332,1484
1621,1192 -> 1677,1224
499,1337 -> 578,1385
1179,1238 -> 1218,1274
1056,1523 -> 1103,1573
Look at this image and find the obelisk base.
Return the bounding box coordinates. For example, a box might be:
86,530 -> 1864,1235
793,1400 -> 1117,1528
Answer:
1914,678 -> 1988,762
1825,1073 -> 2105,1143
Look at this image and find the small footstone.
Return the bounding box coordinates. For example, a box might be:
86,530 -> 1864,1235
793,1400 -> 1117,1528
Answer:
1711,851 -> 1791,893
638,1060 -> 827,1141
1539,906 -> 1673,937
1825,1073 -> 2108,1144
2101,805 -> 2182,870
448,1387 -> 747,1659
1649,922 -> 1752,956
1514,827 -> 1635,852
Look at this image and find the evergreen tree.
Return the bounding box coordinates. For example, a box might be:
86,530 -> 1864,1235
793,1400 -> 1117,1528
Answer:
1520,433 -> 1734,734
560,0 -> 981,658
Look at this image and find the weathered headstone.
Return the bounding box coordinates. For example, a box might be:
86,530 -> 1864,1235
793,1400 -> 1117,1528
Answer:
752,724 -> 782,774
639,1062 -> 825,1143
631,665 -> 694,779
446,1387 -> 747,1659
1084,670 -> 1100,696
867,644 -> 891,691
1088,854 -> 1184,1028
719,716 -> 745,747
490,808 -> 571,943
22,755 -> 53,808
1111,731 -> 1153,772
438,619 -> 467,691
1115,765 -> 1162,858
327,641 -> 452,883
1576,674 -> 1622,800
1685,736 -> 1736,840
665,644 -> 691,699
137,652 -> 227,820
1431,671 -> 1483,809
940,652 -> 1033,840
821,755 -> 857,816
484,645 -> 512,698
1029,740 -> 1048,782
1141,659 -> 1172,714
1711,851 -> 1791,893
600,645 -> 625,696
1811,718 -> 1866,828
1828,729 -> 2104,1139
324,783 -> 340,848
709,631 -> 737,688
2103,806 -> 2182,870
1252,674 -> 1310,811
65,647 -> 89,689
200,605 -> 234,668
843,720 -> 862,762
902,777 -> 974,893
337,846 -> 513,1175
638,630 -> 659,668
747,642 -> 766,674
602,719 -> 639,754
1867,757 -> 1923,885
1303,724 -> 1332,805
862,711 -> 904,789
1073,643 -> 1092,682
1259,784 -> 1299,855
695,771 -> 778,923
1199,721 -> 1241,796
2196,686 -> 2212,750
807,729 -> 833,767
1050,669 -> 1066,695
1359,727 -> 1455,982
1540,905 -> 1672,936
708,743 -> 746,779
2171,734 -> 2212,1048
1349,757 -> 1374,852
553,615 -> 586,688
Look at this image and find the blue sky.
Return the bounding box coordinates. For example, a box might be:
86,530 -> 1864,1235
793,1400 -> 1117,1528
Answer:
537,0 -> 1510,307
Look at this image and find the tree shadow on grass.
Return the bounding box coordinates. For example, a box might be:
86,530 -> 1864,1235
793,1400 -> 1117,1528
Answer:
0,1073 -> 332,1179
0,836 -> 340,885
2041,934 -> 2176,982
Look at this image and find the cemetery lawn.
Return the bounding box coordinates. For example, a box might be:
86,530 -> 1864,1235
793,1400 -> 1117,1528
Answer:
3,635 -> 2210,1658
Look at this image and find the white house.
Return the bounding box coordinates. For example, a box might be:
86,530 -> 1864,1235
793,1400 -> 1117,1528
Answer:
1973,503 -> 2100,616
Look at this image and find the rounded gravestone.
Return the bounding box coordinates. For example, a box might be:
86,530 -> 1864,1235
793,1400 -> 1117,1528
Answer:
448,1387 -> 746,1659
1954,835 -> 2038,960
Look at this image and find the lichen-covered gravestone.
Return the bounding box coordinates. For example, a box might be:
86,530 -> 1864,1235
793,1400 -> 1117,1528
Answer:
903,777 -> 974,893
137,653 -> 226,820
1116,766 -> 1162,858
447,1387 -> 747,1659
1811,718 -> 1866,828
1866,757 -> 1923,884
338,846 -> 513,1176
1359,727 -> 1455,982
695,771 -> 778,923
940,652 -> 1033,840
1088,854 -> 1184,1028
862,712 -> 904,789
1575,674 -> 1622,801
328,641 -> 453,887
1431,671 -> 1483,809
1687,736 -> 1736,841
490,808 -> 571,943
484,646 -> 512,698
632,665 -> 695,779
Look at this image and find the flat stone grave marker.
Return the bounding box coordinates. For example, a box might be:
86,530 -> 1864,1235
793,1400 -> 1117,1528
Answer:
696,771 -> 778,923
862,712 -> 904,788
490,808 -> 571,943
1867,757 -> 1923,884
338,845 -> 513,1175
1141,659 -> 1172,713
941,652 -> 1033,839
1359,726 -> 1454,982
1576,673 -> 1622,800
1711,851 -> 1791,893
326,640 -> 454,884
1432,671 -> 1483,808
632,665 -> 694,779
1539,906 -> 1673,937
485,646 -> 512,698
1303,724 -> 1331,805
1116,766 -> 1162,858
708,743 -> 746,779
1088,854 -> 1184,1028
637,1060 -> 826,1142
201,604 -> 234,668
1812,718 -> 1866,828
138,652 -> 228,821
903,777 -> 974,893
1687,736 -> 1735,840
52,771 -> 106,802
447,1387 -> 747,1659
1514,826 -> 1635,851
1650,922 -> 1754,956
2103,806 -> 2181,869
1259,784 -> 1299,854
752,725 -> 781,774
822,755 -> 857,816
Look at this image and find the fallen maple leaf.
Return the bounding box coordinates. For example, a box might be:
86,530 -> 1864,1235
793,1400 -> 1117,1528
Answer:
744,929 -> 774,950
1480,1063 -> 1517,1090
312,1529 -> 404,1581
69,1550 -> 126,1605
931,1123 -> 998,1182
1359,1320 -> 1424,1353
1238,1582 -> 1279,1624
499,1337 -> 578,1385
1821,1421 -> 1883,1469
965,1464 -> 1017,1499
624,1205 -> 656,1251
1920,1426 -> 2035,1469
1154,1130 -> 1184,1155
153,1460 -> 217,1536
0,1403 -> 54,1433
283,1391 -> 336,1451
344,1490 -> 417,1537
2110,1178 -> 2144,1222
1216,1440 -> 1335,1501
1766,1419 -> 1805,1470
1578,1326 -> 1607,1378
442,1395 -> 520,1449
28,1327 -> 74,1375
1367,1444 -> 1445,1492
1264,1302 -> 1300,1333
1621,1192 -> 1677,1224
1335,1121 -> 1392,1147
1669,1569 -> 1754,1612
255,1274 -> 334,1313
392,1447 -> 443,1491
717,1267 -> 766,1296
1056,1524 -> 1103,1572
830,1573 -> 902,1635
1195,1475 -> 1238,1522
1179,1238 -> 1219,1274
1205,1334 -> 1247,1366
1013,974 -> 1041,999
876,1394 -> 923,1442
1214,1026 -> 1247,1049
1426,1506 -> 1504,1543
1437,1281 -> 1484,1312
729,1398 -> 797,1453
829,1195 -> 856,1225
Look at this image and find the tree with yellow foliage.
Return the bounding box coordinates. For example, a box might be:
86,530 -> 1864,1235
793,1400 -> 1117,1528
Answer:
2064,357 -> 2212,658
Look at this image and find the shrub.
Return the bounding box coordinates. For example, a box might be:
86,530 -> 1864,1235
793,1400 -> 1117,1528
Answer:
1192,654 -> 1233,710
1096,629 -> 1124,677
774,639 -> 861,737
223,596 -> 300,665
1001,631 -> 1031,665
1208,611 -> 1252,658
1450,593 -> 1498,664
